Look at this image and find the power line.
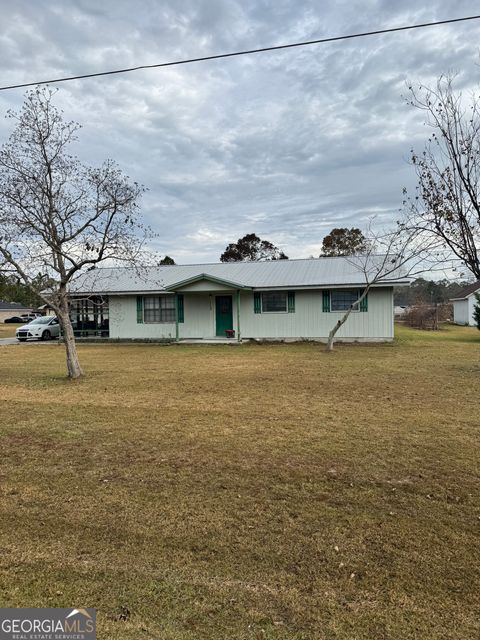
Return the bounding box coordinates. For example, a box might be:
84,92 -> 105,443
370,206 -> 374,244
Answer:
1,14 -> 479,92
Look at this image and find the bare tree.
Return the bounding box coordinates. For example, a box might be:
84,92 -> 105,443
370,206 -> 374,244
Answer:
0,88 -> 150,378
405,75 -> 480,278
325,218 -> 442,351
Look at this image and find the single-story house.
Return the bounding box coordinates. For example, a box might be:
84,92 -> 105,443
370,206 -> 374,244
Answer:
70,257 -> 409,342
450,280 -> 480,326
0,301 -> 33,323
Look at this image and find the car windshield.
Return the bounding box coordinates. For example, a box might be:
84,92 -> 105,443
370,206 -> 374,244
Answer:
28,317 -> 53,325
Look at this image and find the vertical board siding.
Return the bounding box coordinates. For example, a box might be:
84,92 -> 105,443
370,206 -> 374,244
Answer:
112,296 -> 175,339
108,288 -> 394,340
240,288 -> 393,339
453,299 -> 470,325
468,296 -> 477,325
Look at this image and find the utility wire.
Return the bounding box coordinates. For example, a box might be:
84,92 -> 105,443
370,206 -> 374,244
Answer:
1,14 -> 479,91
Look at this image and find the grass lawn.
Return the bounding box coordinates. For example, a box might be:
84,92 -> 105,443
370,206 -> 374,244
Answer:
0,323 -> 21,338
0,324 -> 479,639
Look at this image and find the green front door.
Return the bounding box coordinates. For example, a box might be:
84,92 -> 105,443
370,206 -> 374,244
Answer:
215,295 -> 233,337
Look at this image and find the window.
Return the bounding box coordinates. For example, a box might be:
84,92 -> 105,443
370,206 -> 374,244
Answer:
70,296 -> 109,335
144,296 -> 176,323
261,291 -> 287,313
331,289 -> 360,312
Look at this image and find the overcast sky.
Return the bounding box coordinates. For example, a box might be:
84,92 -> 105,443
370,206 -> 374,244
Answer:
0,0 -> 479,263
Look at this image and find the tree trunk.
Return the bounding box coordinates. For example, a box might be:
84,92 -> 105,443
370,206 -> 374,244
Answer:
325,286 -> 370,352
57,295 -> 83,379
326,306 -> 355,352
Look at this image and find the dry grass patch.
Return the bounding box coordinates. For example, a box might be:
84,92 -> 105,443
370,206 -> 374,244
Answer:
0,325 -> 479,639
0,323 -> 21,338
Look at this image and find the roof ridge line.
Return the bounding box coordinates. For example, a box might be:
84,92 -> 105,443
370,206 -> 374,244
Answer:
78,255 -> 389,272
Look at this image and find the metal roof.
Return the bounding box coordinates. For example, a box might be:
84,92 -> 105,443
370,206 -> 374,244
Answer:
449,279 -> 480,300
71,257 -> 411,294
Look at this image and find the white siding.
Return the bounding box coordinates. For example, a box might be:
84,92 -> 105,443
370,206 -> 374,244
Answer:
176,280 -> 234,292
109,288 -> 394,341
180,294 -> 240,338
453,299 -> 470,325
467,295 -> 477,325
109,296 -> 176,339
239,288 -> 393,340
109,294 -> 240,339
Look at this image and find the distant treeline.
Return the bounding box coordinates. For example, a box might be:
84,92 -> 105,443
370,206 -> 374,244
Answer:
394,278 -> 471,306
0,274 -> 42,307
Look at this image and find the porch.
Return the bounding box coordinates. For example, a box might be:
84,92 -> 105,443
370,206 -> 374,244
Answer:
171,289 -> 244,341
136,273 -> 252,342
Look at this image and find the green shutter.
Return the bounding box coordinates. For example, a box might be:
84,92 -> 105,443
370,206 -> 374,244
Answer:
287,291 -> 295,313
177,294 -> 184,323
322,290 -> 330,312
359,290 -> 368,312
136,296 -> 144,323
254,292 -> 261,314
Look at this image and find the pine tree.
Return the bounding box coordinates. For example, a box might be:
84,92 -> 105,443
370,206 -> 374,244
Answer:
473,293 -> 480,330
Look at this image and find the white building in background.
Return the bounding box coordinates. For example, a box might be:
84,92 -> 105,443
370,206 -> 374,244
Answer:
450,281 -> 480,326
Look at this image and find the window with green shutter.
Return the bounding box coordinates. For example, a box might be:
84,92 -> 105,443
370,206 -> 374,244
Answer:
136,296 -> 144,323
359,291 -> 368,312
143,296 -> 176,322
331,289 -> 360,311
254,292 -> 261,314
177,294 -> 184,323
322,290 -> 331,312
262,292 -> 287,312
287,291 -> 295,313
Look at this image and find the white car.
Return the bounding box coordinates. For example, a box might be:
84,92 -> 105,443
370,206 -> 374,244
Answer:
16,316 -> 60,342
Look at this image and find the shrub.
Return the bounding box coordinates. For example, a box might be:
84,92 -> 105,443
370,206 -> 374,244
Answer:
404,303 -> 452,330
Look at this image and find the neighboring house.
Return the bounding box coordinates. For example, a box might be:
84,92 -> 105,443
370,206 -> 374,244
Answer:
0,301 -> 33,322
450,281 -> 480,325
70,257 -> 409,342
36,303 -> 56,316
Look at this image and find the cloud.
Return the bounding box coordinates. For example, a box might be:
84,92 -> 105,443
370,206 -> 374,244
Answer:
0,0 -> 479,261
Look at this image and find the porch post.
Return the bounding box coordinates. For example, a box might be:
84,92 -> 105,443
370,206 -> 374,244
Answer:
237,289 -> 241,342
175,292 -> 179,342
